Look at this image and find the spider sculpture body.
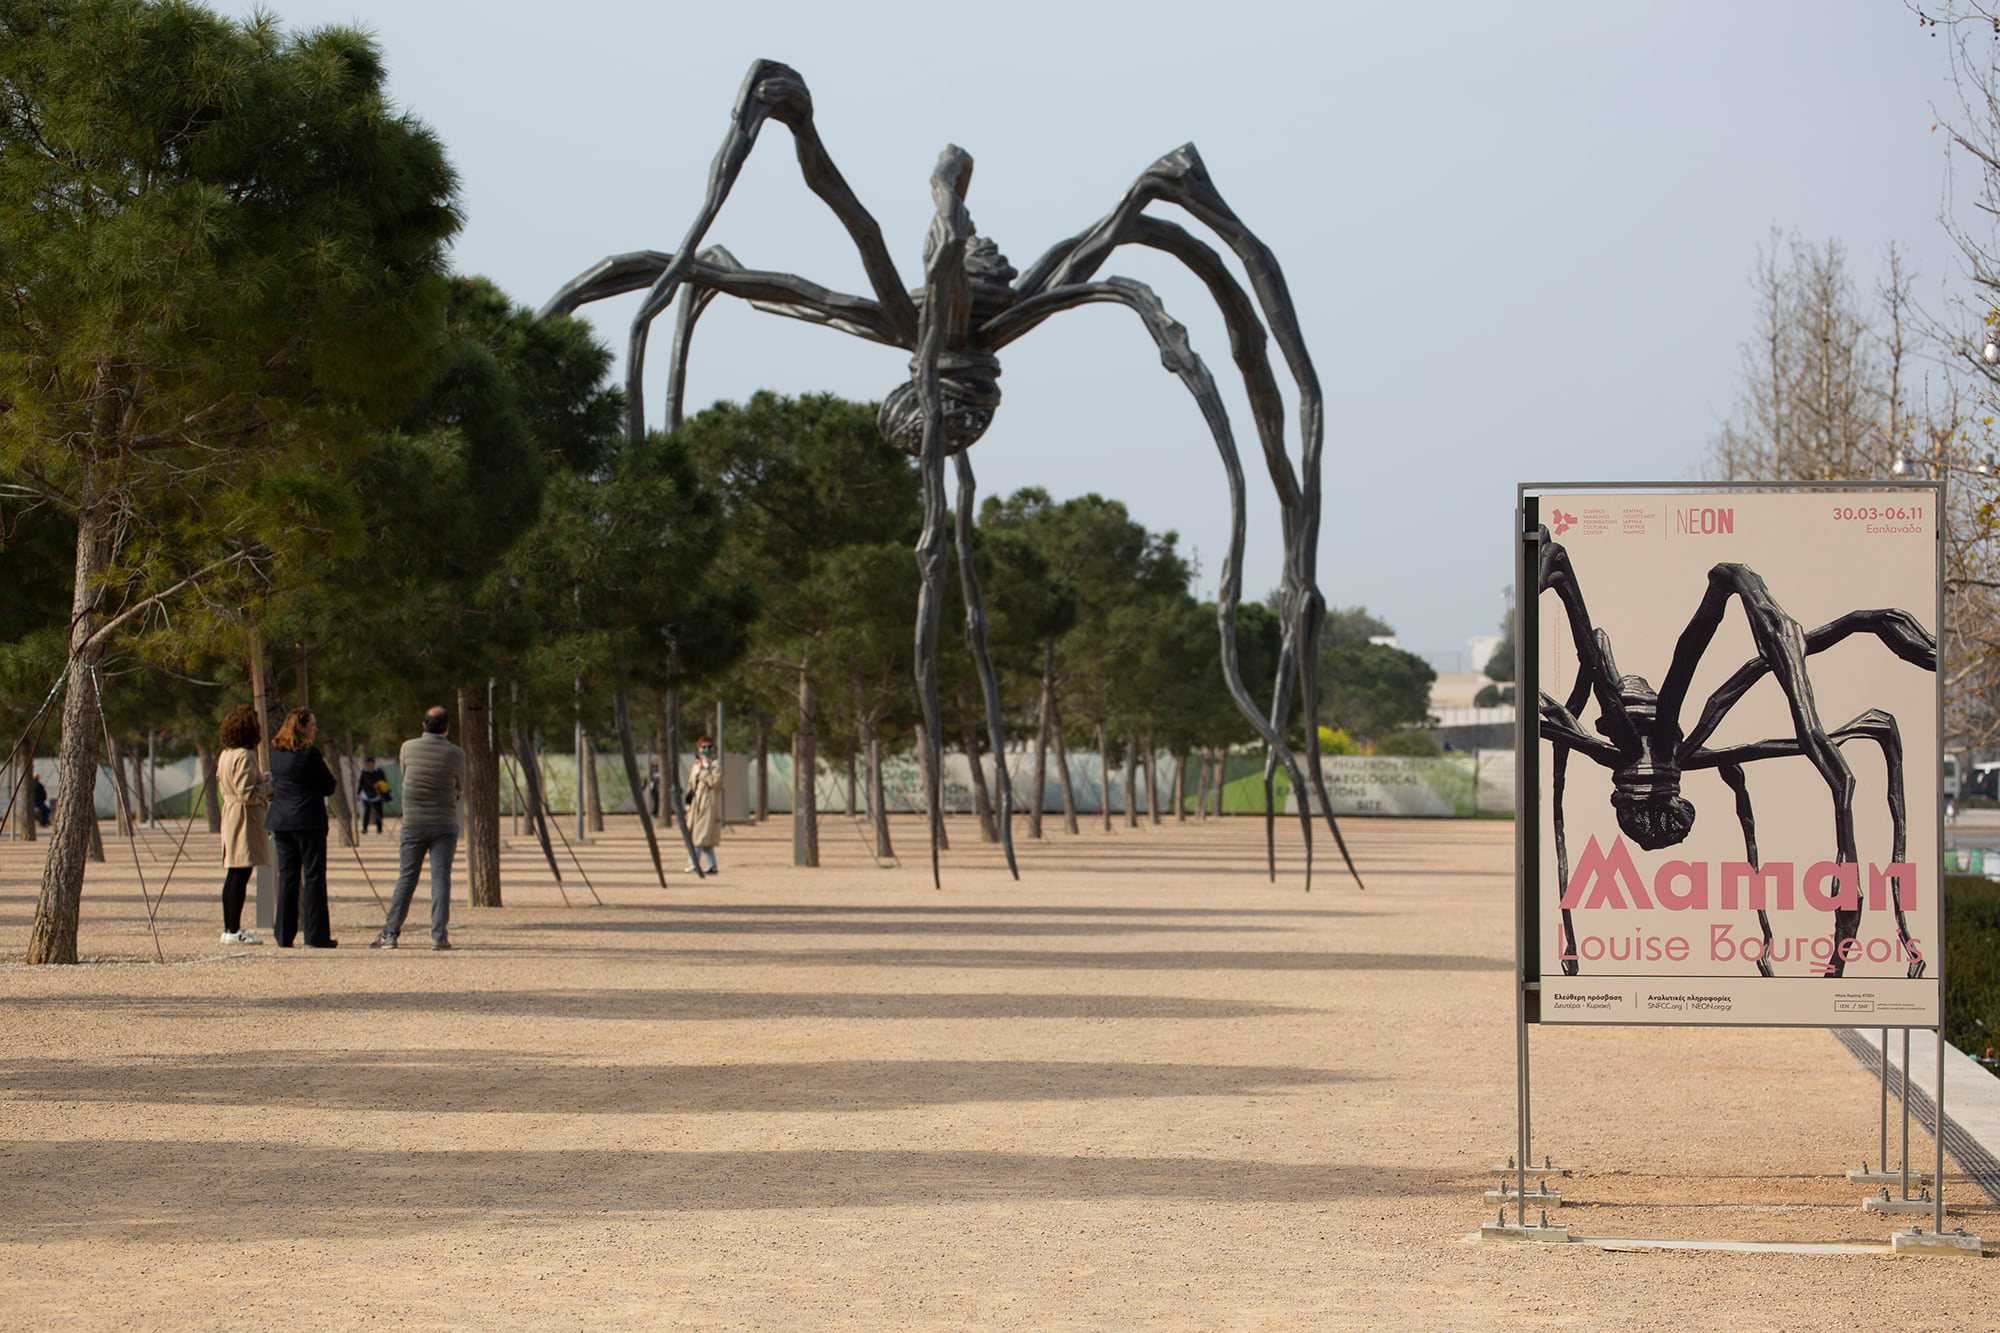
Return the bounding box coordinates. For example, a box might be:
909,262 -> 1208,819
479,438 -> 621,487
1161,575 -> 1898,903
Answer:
1536,527 -> 1937,980
540,60 -> 1359,888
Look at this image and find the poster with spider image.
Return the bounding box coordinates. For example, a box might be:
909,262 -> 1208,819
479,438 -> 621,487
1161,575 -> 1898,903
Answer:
1522,486 -> 1941,1027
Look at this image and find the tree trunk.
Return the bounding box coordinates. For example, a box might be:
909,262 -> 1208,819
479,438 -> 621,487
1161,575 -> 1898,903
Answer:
1172,750 -> 1190,823
10,730 -> 35,842
1095,722 -> 1112,833
129,743 -> 151,826
325,742 -> 357,848
663,690 -> 702,873
196,740 -> 221,834
109,738 -> 132,838
963,721 -> 997,843
793,668 -> 818,868
754,715 -> 770,823
29,498 -> 112,963
846,746 -> 858,817
1050,700 -> 1079,835
915,722 -> 949,850
87,805 -> 104,861
1143,741 -> 1160,827
615,691 -> 668,891
651,727 -> 667,820
862,714 -> 893,860
1211,751 -> 1227,818
460,687 -> 503,907
1124,739 -> 1139,829
532,734 -> 554,820
584,731 -> 604,833
1029,639 -> 1054,840
1195,752 -> 1212,822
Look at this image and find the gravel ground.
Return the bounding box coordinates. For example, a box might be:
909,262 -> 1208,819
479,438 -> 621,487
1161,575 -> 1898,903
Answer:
0,813 -> 1991,1330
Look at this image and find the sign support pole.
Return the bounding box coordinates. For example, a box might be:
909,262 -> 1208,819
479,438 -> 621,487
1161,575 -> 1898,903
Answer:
1934,1026 -> 1946,1236
1484,499 -> 1567,1242
1516,500 -> 1532,1224
1902,1028 -> 1912,1200
1880,1028 -> 1889,1172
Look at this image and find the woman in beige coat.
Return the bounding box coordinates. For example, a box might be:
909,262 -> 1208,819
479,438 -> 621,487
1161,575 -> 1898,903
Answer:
685,736 -> 723,874
215,704 -> 272,945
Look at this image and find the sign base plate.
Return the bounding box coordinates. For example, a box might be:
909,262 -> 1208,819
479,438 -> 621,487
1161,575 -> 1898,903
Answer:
1479,1221 -> 1570,1244
1891,1228 -> 1981,1257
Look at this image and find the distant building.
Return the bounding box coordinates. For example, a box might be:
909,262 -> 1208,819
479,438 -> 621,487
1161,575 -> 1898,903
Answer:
1467,634 -> 1502,676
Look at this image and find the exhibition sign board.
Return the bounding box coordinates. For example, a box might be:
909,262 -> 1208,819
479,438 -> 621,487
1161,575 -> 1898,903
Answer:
1520,486 -> 1942,1028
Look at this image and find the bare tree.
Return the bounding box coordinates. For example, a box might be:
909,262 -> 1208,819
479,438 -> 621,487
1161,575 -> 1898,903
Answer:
1708,233 -> 1891,482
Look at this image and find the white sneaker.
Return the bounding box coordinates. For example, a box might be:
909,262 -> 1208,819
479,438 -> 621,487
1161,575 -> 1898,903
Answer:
219,929 -> 261,945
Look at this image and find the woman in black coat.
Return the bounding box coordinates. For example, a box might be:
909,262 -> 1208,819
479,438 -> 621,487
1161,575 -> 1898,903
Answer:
267,707 -> 339,948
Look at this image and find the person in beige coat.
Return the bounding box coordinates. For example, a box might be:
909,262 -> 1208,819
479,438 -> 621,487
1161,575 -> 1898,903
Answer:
685,735 -> 723,874
215,704 -> 273,945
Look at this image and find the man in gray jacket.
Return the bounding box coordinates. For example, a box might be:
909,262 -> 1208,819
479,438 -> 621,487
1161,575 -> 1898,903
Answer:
372,706 -> 466,951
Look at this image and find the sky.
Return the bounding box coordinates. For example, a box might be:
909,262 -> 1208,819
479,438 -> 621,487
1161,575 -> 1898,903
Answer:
220,0 -> 1980,670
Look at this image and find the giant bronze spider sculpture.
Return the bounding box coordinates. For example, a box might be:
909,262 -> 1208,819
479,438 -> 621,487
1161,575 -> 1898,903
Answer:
540,60 -> 1359,888
1537,527 -> 1936,979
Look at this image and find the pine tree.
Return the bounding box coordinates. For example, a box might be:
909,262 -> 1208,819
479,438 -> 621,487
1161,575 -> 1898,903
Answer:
0,1 -> 460,961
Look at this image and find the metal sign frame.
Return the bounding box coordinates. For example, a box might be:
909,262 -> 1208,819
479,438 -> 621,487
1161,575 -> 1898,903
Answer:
1509,480 -> 1954,1241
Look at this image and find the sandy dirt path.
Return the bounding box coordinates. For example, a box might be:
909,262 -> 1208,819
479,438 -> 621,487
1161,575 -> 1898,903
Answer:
0,813 -> 1991,1330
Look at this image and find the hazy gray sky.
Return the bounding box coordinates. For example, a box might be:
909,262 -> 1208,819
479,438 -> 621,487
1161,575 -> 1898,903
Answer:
222,0 -> 1975,668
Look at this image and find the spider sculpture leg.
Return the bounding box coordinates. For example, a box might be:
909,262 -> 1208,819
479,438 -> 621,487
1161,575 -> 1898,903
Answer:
1006,146 -> 1353,888
952,450 -> 1018,878
616,61 -> 916,436
1659,576 -> 1935,979
1714,762 -> 1777,978
1677,609 -> 1936,756
539,248 -> 898,346
1646,565 -> 1864,955
1538,692 -> 1620,977
665,282 -> 719,433
1535,532 -> 1637,741
912,146 -> 977,889
1657,565 -> 1858,837
1552,744 -> 1579,977
984,275 -> 1350,887
1690,709 -> 1924,979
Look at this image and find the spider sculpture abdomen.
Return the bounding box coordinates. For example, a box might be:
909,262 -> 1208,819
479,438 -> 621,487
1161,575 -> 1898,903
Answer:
1604,675 -> 1697,851
876,237 -> 1019,457
877,350 -> 1001,457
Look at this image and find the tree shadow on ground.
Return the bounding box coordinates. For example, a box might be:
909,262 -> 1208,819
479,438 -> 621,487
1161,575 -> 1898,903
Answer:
495,919 -> 1287,937
0,989 -> 1312,1023
502,947 -> 1511,972
596,903 -> 1356,919
2,1052 -> 1360,1115
2,1139 -> 1464,1241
